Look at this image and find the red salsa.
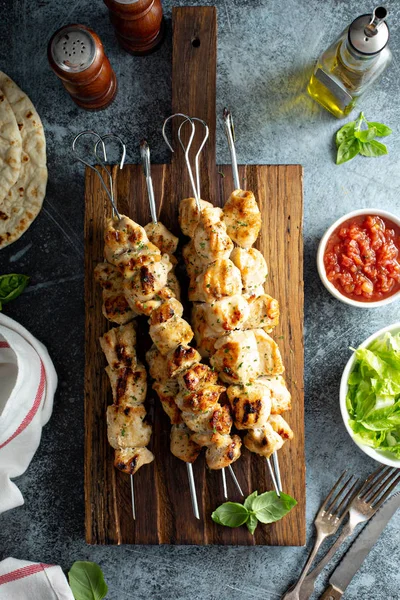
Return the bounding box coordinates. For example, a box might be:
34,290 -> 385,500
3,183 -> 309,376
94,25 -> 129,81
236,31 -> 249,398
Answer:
324,214 -> 400,302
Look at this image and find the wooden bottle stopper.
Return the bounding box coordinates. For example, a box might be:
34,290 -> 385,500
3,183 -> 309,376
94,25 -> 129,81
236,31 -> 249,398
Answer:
48,24 -> 117,110
103,0 -> 165,55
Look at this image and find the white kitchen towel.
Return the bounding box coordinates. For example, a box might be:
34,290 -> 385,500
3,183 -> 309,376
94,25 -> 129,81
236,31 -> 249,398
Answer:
0,313 -> 57,514
0,558 -> 74,600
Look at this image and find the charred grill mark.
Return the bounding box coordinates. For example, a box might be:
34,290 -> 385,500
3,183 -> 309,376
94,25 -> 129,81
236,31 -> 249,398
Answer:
140,266 -> 155,292
242,399 -> 262,424
116,367 -> 129,401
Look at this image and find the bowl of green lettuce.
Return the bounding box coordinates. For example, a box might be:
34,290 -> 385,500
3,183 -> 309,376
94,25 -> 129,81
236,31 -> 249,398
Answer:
340,323 -> 400,467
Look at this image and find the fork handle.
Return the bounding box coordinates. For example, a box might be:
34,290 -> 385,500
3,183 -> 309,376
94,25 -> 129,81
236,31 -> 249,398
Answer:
320,584 -> 343,599
299,522 -> 353,599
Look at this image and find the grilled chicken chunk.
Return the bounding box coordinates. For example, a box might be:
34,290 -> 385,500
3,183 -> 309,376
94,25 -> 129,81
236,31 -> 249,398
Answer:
243,294 -> 279,332
200,294 -> 250,333
146,344 -> 170,382
177,363 -> 218,392
259,376 -> 291,414
100,323 -> 137,370
105,363 -> 147,407
191,432 -> 242,469
179,197 -> 213,238
183,241 -> 205,279
170,423 -> 201,463
166,344 -> 201,378
193,207 -> 233,264
151,313 -> 194,355
114,447 -> 154,475
123,253 -> 172,303
230,247 -> 268,295
188,258 -> 243,303
223,190 -> 262,248
144,221 -> 179,256
243,423 -> 284,459
210,330 -> 261,384
153,379 -> 181,424
227,381 -> 272,430
104,216 -> 160,276
107,404 -> 152,449
254,329 -> 285,376
133,286 -> 176,317
268,414 -> 294,441
191,304 -> 219,357
94,262 -> 137,324
182,404 -> 232,435
176,384 -> 225,414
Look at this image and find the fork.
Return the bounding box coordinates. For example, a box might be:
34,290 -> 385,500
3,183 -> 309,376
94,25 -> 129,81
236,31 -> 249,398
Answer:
281,471 -> 359,600
298,465 -> 400,600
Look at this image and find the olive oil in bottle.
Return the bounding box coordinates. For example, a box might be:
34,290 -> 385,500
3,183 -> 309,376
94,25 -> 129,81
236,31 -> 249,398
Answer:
308,6 -> 391,118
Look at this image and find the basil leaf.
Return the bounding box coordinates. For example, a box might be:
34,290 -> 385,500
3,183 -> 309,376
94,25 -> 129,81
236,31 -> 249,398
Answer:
211,502 -> 249,528
244,490 -> 258,511
359,140 -> 388,157
68,562 -> 108,600
246,513 -> 259,535
335,122 -> 355,148
0,274 -> 29,307
337,137 -> 361,164
367,122 -> 392,137
355,127 -> 377,142
251,492 -> 297,524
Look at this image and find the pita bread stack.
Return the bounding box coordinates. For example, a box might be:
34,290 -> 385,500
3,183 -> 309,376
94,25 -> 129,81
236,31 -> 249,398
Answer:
0,72 -> 47,248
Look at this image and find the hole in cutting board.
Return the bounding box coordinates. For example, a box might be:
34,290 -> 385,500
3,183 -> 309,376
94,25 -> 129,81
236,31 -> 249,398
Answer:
191,37 -> 200,48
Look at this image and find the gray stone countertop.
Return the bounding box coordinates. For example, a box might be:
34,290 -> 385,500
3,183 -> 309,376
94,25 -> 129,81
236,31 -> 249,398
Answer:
0,0 -> 399,598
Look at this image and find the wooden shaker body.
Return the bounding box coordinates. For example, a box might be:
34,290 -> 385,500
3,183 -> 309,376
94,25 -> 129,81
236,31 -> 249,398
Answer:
103,0 -> 165,55
48,24 -> 117,110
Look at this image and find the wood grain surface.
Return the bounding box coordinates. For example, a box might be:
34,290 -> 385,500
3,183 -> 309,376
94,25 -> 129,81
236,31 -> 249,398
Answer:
84,6 -> 305,546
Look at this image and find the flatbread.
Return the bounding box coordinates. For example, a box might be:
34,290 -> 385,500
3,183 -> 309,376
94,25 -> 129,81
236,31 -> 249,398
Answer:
0,91 -> 22,200
0,71 -> 47,248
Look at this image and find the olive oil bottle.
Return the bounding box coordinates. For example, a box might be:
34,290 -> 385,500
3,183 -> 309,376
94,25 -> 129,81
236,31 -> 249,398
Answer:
308,7 -> 391,118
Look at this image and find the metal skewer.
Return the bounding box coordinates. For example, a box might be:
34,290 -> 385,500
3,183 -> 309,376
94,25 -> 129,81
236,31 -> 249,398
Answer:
162,113 -> 201,210
223,108 -> 283,498
166,114 -> 244,499
140,138 -> 201,521
73,130 -> 138,517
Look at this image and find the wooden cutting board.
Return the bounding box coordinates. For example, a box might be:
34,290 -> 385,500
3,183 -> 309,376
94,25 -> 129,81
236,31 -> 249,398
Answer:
84,6 -> 305,546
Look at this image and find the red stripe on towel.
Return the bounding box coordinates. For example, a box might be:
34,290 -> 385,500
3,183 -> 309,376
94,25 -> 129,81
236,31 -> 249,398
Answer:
0,360 -> 46,450
0,563 -> 54,585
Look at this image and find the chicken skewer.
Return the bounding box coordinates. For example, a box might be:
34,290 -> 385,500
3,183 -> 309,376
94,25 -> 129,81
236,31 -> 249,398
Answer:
162,115 -> 244,497
222,108 -> 289,493
73,131 -> 154,521
173,116 -> 292,496
140,138 -> 200,519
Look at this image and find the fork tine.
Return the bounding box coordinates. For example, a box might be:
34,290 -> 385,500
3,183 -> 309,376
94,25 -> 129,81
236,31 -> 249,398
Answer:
326,474 -> 354,514
359,465 -> 390,498
320,470 -> 348,513
368,470 -> 400,506
332,477 -> 360,518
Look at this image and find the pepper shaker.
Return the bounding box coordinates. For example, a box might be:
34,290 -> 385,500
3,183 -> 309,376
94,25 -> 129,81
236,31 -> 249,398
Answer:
103,0 -> 165,55
48,24 -> 118,110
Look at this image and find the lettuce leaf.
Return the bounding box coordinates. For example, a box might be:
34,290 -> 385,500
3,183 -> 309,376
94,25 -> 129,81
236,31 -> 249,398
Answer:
347,332 -> 400,459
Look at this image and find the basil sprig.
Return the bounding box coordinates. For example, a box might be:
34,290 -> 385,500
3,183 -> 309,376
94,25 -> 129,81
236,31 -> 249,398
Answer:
68,561 -> 108,600
336,112 -> 392,165
212,490 -> 297,535
0,274 -> 29,310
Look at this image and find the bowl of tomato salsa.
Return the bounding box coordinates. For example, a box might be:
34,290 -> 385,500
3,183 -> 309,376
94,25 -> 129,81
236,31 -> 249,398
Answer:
317,209 -> 400,307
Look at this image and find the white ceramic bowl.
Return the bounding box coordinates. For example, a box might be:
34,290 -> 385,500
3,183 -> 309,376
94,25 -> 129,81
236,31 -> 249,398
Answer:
340,322 -> 400,467
317,208 -> 400,308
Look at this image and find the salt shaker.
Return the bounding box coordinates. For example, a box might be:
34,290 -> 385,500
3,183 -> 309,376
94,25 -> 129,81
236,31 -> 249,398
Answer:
48,24 -> 118,110
103,0 -> 165,55
308,6 -> 391,118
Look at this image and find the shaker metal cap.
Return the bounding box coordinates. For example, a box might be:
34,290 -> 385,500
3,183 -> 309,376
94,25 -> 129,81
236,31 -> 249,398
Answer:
50,25 -> 96,73
349,6 -> 389,55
